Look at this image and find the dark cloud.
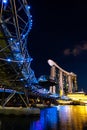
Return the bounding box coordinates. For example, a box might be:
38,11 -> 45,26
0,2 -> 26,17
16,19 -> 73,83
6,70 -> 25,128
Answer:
64,49 -> 71,55
64,42 -> 87,56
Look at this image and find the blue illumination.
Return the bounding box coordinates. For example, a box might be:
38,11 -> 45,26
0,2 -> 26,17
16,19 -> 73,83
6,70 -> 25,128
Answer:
28,6 -> 30,9
30,21 -> 33,28
16,42 -> 20,45
20,60 -> 24,63
22,35 -> 25,39
6,58 -> 11,62
30,23 -> 32,26
30,107 -> 58,130
30,57 -> 33,62
20,78 -> 24,81
25,84 -> 28,87
30,15 -> 32,18
3,0 -> 8,4
10,38 -> 13,41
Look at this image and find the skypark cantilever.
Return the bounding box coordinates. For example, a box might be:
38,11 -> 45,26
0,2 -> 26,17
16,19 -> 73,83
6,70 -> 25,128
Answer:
48,59 -> 78,95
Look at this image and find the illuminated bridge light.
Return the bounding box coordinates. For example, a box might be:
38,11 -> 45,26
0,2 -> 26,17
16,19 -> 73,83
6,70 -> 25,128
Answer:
30,23 -> 32,27
6,58 -> 11,62
29,57 -> 33,62
10,38 -> 13,41
16,42 -> 20,45
3,0 -> 8,4
28,6 -> 31,9
25,84 -> 28,87
20,60 -> 24,63
20,78 -> 24,81
23,35 -> 25,39
30,15 -> 32,18
31,19 -> 33,22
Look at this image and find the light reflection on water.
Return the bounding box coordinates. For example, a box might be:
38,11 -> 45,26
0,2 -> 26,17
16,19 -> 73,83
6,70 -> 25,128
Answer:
0,106 -> 87,130
30,107 -> 58,130
57,105 -> 87,130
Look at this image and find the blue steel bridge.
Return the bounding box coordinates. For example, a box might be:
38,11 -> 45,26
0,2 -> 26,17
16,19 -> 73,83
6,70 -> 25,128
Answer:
0,0 -> 58,106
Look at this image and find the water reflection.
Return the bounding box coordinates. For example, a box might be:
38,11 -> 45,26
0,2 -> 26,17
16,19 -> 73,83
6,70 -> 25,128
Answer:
57,105 -> 87,130
0,106 -> 87,130
30,107 -> 58,130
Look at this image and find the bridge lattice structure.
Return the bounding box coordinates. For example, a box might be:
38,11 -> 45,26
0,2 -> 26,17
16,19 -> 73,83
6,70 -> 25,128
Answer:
0,0 -> 53,103
48,59 -> 78,95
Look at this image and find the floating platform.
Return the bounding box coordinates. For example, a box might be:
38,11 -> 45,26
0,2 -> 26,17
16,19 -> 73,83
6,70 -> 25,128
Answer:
0,106 -> 40,116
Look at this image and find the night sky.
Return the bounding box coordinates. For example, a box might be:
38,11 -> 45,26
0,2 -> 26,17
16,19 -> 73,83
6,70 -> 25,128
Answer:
28,0 -> 87,91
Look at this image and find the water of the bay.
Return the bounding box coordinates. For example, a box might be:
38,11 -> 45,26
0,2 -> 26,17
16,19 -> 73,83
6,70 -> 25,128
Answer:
0,105 -> 87,130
